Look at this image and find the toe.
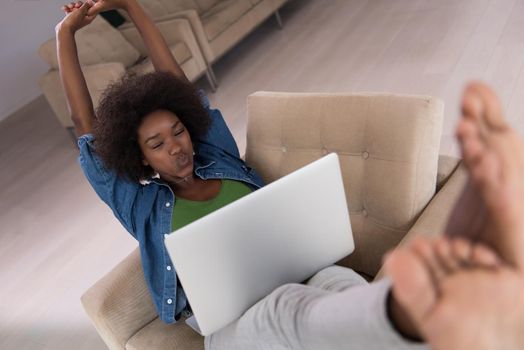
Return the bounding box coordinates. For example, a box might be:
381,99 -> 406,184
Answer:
470,82 -> 508,131
461,135 -> 486,168
471,243 -> 500,267
411,238 -> 448,286
385,248 -> 437,325
450,238 -> 473,266
461,83 -> 482,120
471,150 -> 500,195
434,237 -> 461,273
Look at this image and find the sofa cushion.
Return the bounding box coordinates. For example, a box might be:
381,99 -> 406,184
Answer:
126,317 -> 204,350
245,92 -> 443,277
201,0 -> 254,41
39,17 -> 140,69
195,0 -> 221,13
129,41 -> 192,75
124,0 -> 200,19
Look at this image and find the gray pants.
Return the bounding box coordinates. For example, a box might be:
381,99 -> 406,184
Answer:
205,266 -> 428,350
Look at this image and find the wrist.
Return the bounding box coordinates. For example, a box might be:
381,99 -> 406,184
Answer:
121,0 -> 139,12
56,23 -> 76,37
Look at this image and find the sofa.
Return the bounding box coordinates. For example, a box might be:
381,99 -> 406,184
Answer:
38,15 -> 210,137
81,91 -> 466,349
119,0 -> 290,84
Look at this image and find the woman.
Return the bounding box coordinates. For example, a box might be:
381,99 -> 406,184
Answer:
57,0 -> 264,325
57,1 -> 463,349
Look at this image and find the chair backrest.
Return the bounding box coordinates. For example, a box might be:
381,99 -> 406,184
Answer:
245,92 -> 444,277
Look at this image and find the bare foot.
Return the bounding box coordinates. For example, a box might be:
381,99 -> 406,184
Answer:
386,237 -> 524,350
447,82 -> 524,270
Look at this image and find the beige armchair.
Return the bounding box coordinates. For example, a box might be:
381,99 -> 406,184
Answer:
119,0 -> 289,85
82,91 -> 465,349
38,16 -> 211,138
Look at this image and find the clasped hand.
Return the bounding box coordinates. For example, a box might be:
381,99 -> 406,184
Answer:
56,0 -> 132,34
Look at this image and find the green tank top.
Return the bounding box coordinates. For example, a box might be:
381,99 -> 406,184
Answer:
171,179 -> 253,231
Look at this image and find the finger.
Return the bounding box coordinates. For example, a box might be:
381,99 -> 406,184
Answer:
79,0 -> 93,13
86,0 -> 102,16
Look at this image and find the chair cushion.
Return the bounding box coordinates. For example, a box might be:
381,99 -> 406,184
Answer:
126,317 -> 204,350
129,41 -> 192,75
201,0 -> 254,41
245,92 -> 444,277
39,16 -> 140,69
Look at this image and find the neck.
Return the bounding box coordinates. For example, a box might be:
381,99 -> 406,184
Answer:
169,174 -> 199,192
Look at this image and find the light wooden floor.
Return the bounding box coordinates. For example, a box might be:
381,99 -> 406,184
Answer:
1,0 -> 523,349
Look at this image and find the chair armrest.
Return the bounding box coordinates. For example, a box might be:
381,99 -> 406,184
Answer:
38,62 -> 125,128
374,162 -> 467,280
118,17 -> 206,72
81,248 -> 158,350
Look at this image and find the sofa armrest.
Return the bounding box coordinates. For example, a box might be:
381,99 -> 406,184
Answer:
144,9 -> 214,63
118,17 -> 206,72
436,155 -> 461,191
81,248 -> 158,350
38,62 -> 125,128
374,162 -> 467,280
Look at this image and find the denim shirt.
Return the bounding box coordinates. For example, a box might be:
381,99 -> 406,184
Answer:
78,93 -> 265,324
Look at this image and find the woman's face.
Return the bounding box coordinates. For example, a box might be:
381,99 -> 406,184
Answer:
137,109 -> 194,183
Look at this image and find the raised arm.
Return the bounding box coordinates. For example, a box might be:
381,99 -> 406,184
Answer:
56,1 -> 97,136
88,0 -> 189,82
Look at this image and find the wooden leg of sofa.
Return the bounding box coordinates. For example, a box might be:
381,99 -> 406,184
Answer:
206,64 -> 218,86
275,10 -> 283,29
67,127 -> 79,147
206,70 -> 217,92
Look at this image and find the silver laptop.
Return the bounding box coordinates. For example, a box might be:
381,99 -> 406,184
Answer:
164,153 -> 354,335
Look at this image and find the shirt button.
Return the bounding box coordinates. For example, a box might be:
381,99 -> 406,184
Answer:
165,202 -> 171,207
166,265 -> 172,271
167,298 -> 173,305
362,151 -> 370,159
164,234 -> 168,238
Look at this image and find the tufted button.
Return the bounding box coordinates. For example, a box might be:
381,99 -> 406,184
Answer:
362,151 -> 369,159
321,148 -> 328,155
362,209 -> 368,217
282,146 -> 287,153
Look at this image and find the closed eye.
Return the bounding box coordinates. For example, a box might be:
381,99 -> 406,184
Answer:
152,142 -> 163,149
174,128 -> 185,136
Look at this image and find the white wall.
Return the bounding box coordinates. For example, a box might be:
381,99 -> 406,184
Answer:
0,0 -> 67,122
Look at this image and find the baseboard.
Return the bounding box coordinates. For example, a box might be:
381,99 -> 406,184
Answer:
0,93 -> 44,124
